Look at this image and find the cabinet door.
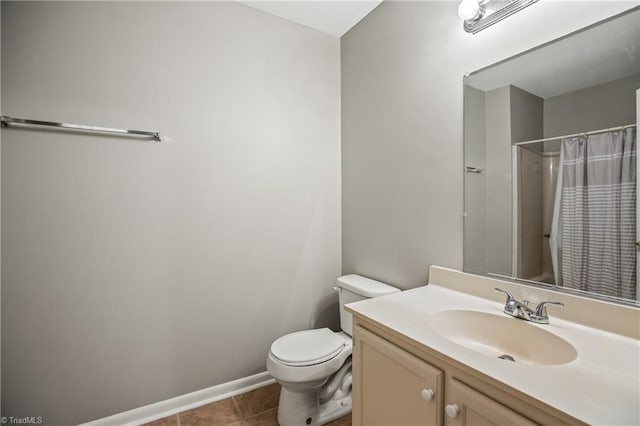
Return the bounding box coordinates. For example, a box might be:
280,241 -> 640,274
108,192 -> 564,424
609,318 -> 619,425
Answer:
353,325 -> 443,426
445,379 -> 537,426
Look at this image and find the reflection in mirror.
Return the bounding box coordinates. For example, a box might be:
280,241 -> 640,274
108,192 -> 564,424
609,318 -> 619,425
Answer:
463,7 -> 640,304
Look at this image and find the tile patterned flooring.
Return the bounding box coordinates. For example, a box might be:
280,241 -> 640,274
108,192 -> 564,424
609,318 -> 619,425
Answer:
143,383 -> 351,426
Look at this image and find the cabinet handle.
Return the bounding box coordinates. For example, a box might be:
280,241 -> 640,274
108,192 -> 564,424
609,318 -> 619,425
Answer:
420,388 -> 434,402
445,404 -> 460,418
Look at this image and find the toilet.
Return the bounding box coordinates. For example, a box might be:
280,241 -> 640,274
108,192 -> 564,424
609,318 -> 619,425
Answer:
266,274 -> 400,426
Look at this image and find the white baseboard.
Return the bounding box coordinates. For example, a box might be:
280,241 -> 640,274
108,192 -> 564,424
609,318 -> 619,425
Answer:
80,371 -> 275,426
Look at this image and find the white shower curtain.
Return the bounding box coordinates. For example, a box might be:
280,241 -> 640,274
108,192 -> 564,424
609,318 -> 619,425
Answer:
553,128 -> 637,299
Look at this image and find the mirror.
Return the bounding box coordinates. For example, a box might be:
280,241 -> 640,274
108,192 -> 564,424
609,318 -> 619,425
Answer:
463,7 -> 640,304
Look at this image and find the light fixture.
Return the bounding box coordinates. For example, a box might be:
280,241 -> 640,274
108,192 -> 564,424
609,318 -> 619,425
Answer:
459,0 -> 539,34
458,0 -> 482,21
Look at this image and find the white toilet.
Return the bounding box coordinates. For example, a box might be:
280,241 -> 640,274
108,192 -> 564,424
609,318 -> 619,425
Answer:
266,274 -> 400,426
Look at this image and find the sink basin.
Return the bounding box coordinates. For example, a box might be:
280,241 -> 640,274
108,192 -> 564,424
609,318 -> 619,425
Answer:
427,310 -> 577,365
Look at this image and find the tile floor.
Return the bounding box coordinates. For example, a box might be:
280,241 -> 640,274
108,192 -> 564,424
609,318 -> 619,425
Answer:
143,383 -> 351,426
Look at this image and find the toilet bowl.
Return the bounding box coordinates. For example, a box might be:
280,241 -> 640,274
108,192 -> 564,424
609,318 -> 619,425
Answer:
266,274 -> 400,426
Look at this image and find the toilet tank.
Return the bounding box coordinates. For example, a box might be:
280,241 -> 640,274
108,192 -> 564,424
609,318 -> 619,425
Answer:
336,274 -> 400,336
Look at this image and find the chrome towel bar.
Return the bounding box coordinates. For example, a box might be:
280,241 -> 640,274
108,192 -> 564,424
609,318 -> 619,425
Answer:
0,115 -> 162,142
465,166 -> 483,173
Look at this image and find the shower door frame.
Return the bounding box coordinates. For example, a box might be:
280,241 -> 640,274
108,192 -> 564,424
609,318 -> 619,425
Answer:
636,89 -> 640,300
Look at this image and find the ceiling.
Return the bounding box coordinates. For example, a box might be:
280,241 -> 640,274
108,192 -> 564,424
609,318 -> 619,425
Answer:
240,0 -> 384,37
466,9 -> 640,99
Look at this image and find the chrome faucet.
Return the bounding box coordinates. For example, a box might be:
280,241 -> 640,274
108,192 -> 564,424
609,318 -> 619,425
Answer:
495,288 -> 564,324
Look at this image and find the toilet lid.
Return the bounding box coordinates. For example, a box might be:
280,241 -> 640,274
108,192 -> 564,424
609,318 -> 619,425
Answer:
270,328 -> 345,366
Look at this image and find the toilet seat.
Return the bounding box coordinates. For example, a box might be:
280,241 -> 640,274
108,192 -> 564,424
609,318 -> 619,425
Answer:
267,330 -> 352,385
270,328 -> 345,367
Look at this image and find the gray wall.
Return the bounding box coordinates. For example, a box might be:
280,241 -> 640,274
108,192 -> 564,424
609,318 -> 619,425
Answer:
463,84 -> 543,278
462,86 -> 487,273
485,87 -> 512,276
544,74 -> 640,137
510,86 -> 543,144
341,1 -> 637,288
1,2 -> 340,424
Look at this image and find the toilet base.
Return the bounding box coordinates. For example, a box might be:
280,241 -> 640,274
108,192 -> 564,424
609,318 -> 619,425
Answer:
316,396 -> 352,425
276,387 -> 351,426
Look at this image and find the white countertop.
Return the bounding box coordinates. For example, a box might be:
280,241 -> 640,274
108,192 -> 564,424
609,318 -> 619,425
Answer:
346,284 -> 640,425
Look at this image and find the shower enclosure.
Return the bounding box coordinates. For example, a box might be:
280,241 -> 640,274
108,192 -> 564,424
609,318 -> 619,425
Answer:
513,142 -> 560,284
513,126 -> 637,299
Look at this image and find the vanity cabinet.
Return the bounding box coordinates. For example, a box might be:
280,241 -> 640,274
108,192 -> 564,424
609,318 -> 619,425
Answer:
446,378 -> 536,426
352,326 -> 443,425
352,319 -> 578,426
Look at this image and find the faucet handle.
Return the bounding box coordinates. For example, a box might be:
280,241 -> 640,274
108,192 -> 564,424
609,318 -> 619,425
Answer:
495,287 -> 515,302
534,301 -> 564,317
